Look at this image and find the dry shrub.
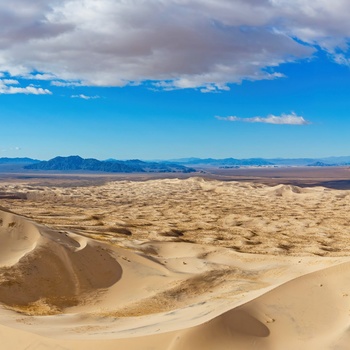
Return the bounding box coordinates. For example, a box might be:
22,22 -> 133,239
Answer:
108,227 -> 132,236
159,229 -> 184,237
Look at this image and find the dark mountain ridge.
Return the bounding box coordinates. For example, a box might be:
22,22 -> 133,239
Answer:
24,156 -> 195,173
2,155 -> 350,173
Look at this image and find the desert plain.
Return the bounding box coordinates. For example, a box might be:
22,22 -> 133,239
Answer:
1,167 -> 350,349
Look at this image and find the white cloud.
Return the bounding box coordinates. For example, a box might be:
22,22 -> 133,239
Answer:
0,80 -> 52,94
71,94 -> 100,100
24,73 -> 58,81
2,79 -> 19,85
216,112 -> 311,125
6,86 -> 52,95
51,81 -> 83,87
0,1 -> 350,90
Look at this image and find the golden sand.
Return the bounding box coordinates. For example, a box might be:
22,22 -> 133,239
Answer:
0,177 -> 350,349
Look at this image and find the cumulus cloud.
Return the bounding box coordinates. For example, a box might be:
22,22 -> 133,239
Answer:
5,86 -> 52,95
2,79 -> 19,85
0,79 -> 52,94
216,113 -> 311,125
51,81 -> 83,87
71,94 -> 100,100
24,73 -> 58,81
0,1 -> 350,90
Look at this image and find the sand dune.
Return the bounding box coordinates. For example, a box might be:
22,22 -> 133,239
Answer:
1,178 -> 350,349
0,209 -> 122,316
174,260 -> 350,350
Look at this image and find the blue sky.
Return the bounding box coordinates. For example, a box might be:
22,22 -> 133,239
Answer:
1,1 -> 350,160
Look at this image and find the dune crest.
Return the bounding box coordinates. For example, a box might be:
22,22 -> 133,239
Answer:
0,208 -> 40,267
0,209 -> 122,315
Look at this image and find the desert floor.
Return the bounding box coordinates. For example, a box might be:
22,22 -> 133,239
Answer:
1,168 -> 350,349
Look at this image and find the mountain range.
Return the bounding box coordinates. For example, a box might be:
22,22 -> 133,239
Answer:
0,155 -> 349,173
169,156 -> 350,167
22,156 -> 195,173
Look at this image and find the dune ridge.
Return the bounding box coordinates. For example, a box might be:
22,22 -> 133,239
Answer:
1,178 -> 350,349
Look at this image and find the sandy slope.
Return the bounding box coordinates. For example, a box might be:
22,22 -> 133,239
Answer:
1,178 -> 350,349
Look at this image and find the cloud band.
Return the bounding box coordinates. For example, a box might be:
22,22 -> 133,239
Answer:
216,113 -> 311,125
